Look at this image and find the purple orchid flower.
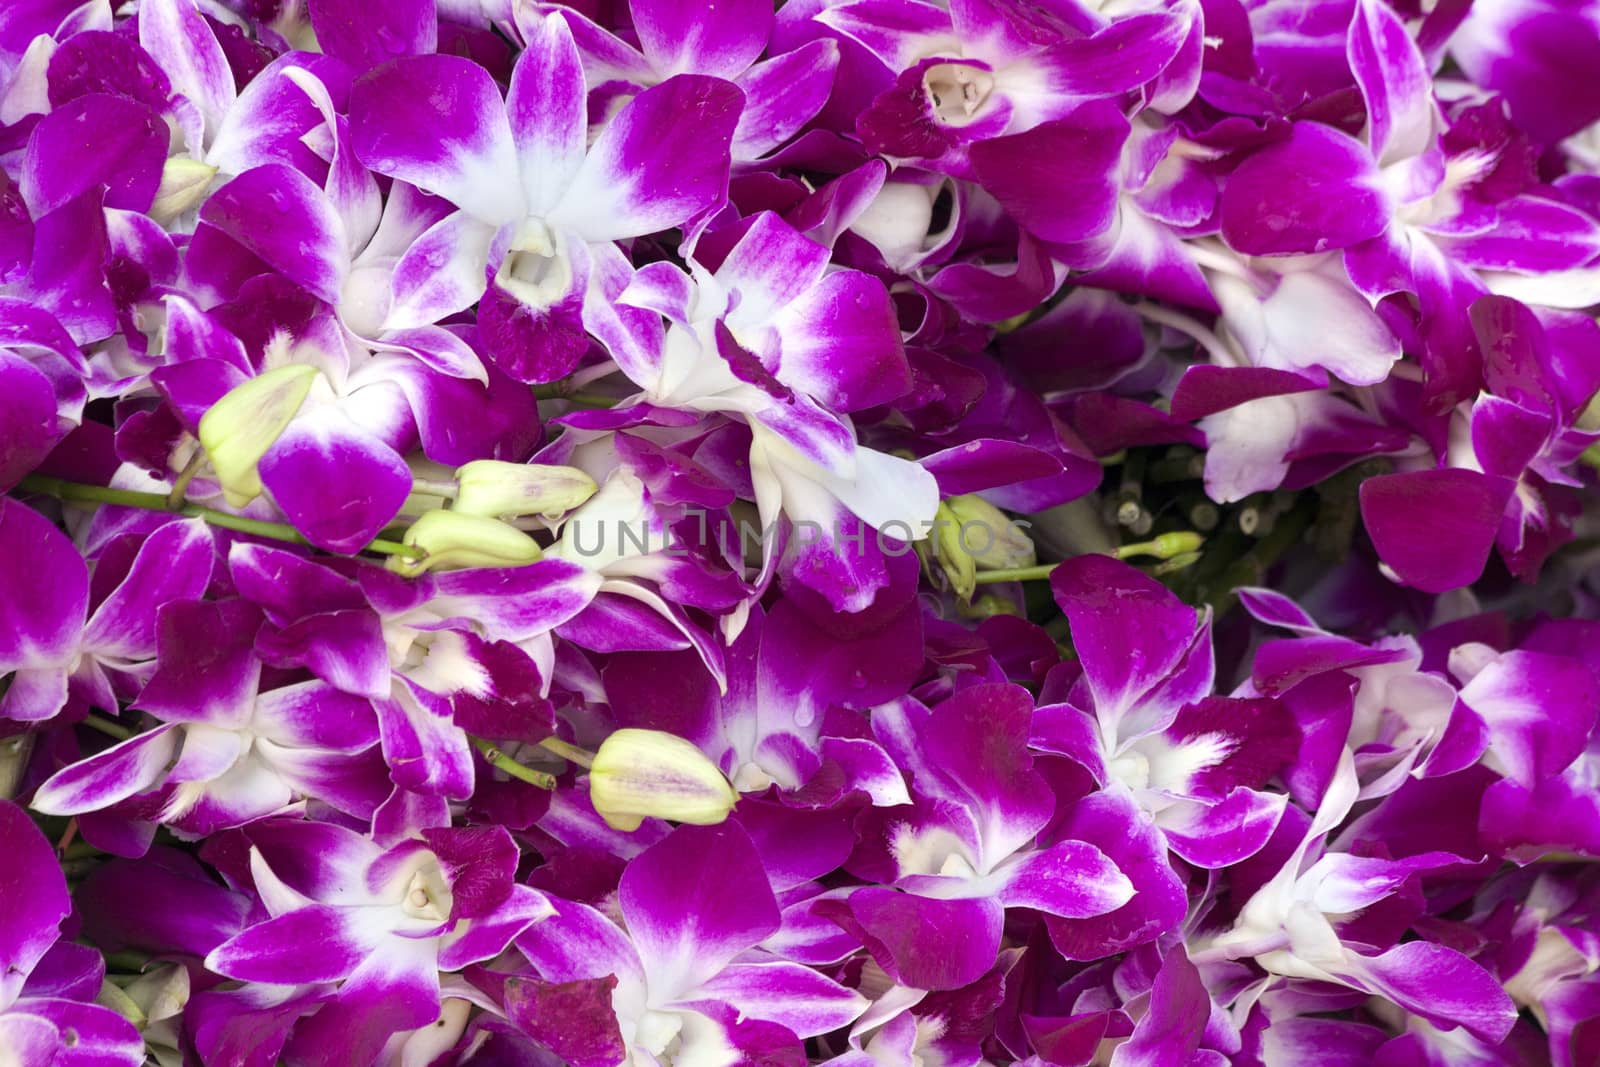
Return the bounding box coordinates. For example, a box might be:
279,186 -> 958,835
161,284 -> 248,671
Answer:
0,500 -> 213,724
509,821 -> 866,1066
596,209 -> 939,611
349,13 -> 743,382
1036,556 -> 1298,870
31,598 -> 391,840
818,0 -> 1198,177
206,815 -> 554,1065
540,0 -> 840,162
833,682 -> 1134,991
0,798 -> 144,1066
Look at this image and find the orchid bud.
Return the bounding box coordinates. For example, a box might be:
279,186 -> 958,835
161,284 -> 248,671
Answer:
150,157 -> 218,222
588,728 -> 738,832
388,510 -> 543,577
944,495 -> 1036,570
197,364 -> 319,508
1116,531 -> 1205,562
453,460 -> 598,519
931,501 -> 976,601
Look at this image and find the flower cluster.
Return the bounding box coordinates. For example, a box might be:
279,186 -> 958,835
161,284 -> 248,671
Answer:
4,0 -> 1600,1065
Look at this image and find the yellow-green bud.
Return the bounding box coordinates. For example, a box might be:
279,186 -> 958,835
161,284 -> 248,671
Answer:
150,157 -> 219,222
1116,531 -> 1205,562
931,501 -> 976,600
453,460 -> 598,519
388,510 -> 543,577
588,727 -> 738,832
943,494 -> 1037,570
198,364 -> 319,508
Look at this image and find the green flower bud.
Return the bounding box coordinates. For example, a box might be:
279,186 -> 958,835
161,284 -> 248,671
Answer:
197,365 -> 319,508
1116,531 -> 1205,562
588,727 -> 738,832
931,501 -> 976,601
388,510 -> 543,577
943,494 -> 1037,570
150,157 -> 219,222
453,460 -> 598,519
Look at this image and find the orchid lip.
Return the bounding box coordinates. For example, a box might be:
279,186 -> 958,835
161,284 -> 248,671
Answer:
923,62 -> 995,126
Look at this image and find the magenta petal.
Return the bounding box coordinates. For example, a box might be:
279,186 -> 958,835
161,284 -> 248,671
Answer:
554,74 -> 743,242
7,997 -> 144,1067
80,518 -> 214,661
0,498 -> 87,671
29,726 -> 181,816
20,93 -> 167,217
633,0 -> 771,78
1359,469 -> 1515,593
998,840 -> 1135,918
0,799 -> 71,1005
693,961 -> 865,1038
351,55 -> 523,226
619,822 -> 780,996
1158,789 -> 1287,868
1347,0 -> 1436,166
0,1014 -> 57,1063
259,408 -> 411,554
206,905 -> 371,984
135,600 -> 262,726
776,269 -> 911,412
970,103 -> 1129,244
507,13 -> 586,216
1342,941 -> 1516,1043
1049,554 -> 1206,730
199,165 -> 348,304
1220,123 -> 1389,256
0,355 -> 60,493
308,0 -> 437,71
1457,650 -> 1598,789
503,974 -> 627,1067
845,888 -> 1003,991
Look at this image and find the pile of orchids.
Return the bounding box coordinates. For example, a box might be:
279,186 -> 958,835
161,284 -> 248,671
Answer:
9,0 -> 1600,1064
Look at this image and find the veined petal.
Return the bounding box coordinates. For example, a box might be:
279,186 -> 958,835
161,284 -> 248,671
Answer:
0,799 -> 71,1006
733,40 -> 838,158
81,518 -> 213,662
206,905 -> 372,984
139,0 -> 236,145
815,0 -> 959,72
691,961 -> 867,1038
775,269 -> 911,413
258,407 -> 412,555
1348,0 -> 1437,166
970,103 -> 1129,245
1359,469 -> 1515,593
998,841 -> 1135,919
199,164 -> 349,304
30,725 -> 181,816
553,74 -> 743,243
351,55 -> 525,226
0,499 -> 87,671
384,209 -> 497,329
20,93 -> 167,218
620,822 -> 780,999
308,0 -> 437,72
1339,942 -> 1516,1043
509,13 -> 587,218
1220,123 -> 1389,256
633,0 -> 771,78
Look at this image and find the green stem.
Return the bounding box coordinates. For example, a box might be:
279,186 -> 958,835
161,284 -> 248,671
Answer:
470,737 -> 557,789
538,736 -> 595,769
166,452 -> 206,509
17,475 -> 420,559
83,714 -> 132,741
971,563 -> 1058,585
